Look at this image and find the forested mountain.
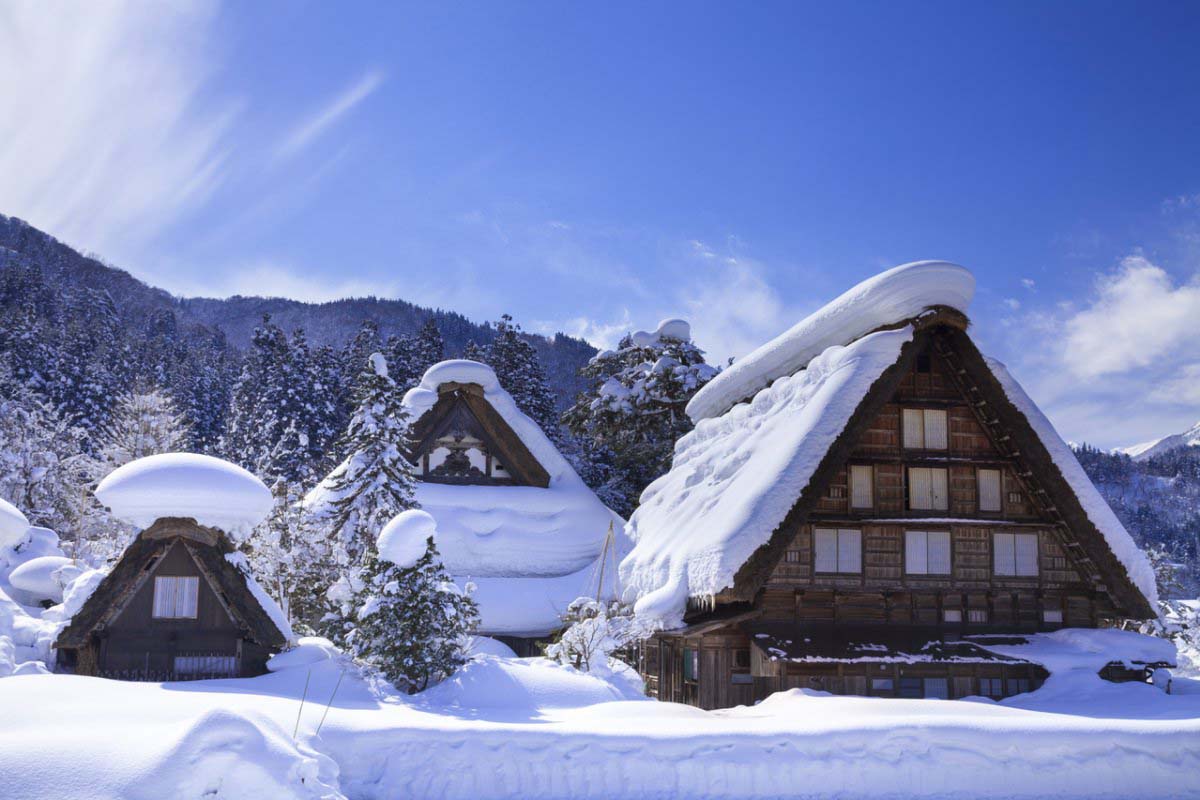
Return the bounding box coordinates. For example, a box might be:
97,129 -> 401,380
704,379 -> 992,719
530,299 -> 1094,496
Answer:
0,214 -> 595,411
1075,442 -> 1200,597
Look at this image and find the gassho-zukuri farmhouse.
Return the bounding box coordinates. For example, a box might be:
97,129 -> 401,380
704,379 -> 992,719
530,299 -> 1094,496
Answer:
618,260 -> 1168,709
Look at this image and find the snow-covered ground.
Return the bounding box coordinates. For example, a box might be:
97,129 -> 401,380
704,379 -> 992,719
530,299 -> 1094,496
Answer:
2,641 -> 1199,800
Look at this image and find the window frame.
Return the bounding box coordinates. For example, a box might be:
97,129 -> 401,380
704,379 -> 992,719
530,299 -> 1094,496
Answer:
977,467 -> 1003,513
902,407 -> 949,450
905,529 -> 952,575
993,532 -> 1039,577
907,467 -> 950,511
152,575 -> 200,620
813,528 -> 863,575
849,464 -> 874,510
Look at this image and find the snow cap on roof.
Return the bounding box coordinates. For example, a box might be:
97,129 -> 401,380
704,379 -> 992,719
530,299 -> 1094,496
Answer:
687,261 -> 974,422
631,318 -> 691,347
378,509 -> 437,569
95,453 -> 272,540
0,497 -> 31,550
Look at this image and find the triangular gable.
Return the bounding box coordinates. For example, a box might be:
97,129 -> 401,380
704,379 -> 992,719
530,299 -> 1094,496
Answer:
723,322 -> 1155,620
409,381 -> 551,488
56,519 -> 287,650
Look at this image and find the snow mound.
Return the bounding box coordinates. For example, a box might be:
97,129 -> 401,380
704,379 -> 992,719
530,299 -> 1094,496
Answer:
976,628 -> 1177,674
687,261 -> 974,422
622,327 -> 913,626
466,635 -> 518,659
631,318 -> 691,347
369,351 -> 388,378
418,656 -> 646,710
268,637 -> 341,672
7,556 -> 74,603
96,453 -> 272,539
377,509 -> 436,568
987,359 -> 1158,608
0,497 -> 30,550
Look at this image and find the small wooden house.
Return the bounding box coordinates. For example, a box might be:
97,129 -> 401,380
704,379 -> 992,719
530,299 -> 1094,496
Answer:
55,453 -> 289,681
56,518 -> 288,680
621,262 -> 1166,709
307,359 -> 626,657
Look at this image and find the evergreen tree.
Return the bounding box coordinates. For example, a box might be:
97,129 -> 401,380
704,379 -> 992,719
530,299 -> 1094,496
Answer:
462,340 -> 489,364
348,536 -> 479,692
386,319 -> 445,391
321,353 -> 418,569
563,322 -> 717,515
473,314 -> 560,436
95,388 -> 190,468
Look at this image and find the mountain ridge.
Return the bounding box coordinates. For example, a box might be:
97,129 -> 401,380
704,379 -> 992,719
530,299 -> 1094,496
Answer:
0,214 -> 596,408
1118,420 -> 1200,462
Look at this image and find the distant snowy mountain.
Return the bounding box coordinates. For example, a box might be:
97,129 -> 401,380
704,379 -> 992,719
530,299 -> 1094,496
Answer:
1118,420 -> 1200,462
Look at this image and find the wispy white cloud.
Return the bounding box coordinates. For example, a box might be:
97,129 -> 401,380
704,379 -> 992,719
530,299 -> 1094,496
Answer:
177,261 -> 400,303
0,0 -> 235,258
1061,256 -> 1200,380
272,70 -> 384,164
996,254 -> 1200,448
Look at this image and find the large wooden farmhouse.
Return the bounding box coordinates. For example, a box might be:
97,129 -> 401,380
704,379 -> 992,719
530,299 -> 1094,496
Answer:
620,261 -> 1163,709
55,454 -> 290,680
309,359 -> 625,656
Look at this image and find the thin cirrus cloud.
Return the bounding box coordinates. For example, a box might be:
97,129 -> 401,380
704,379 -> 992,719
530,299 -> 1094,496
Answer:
0,0 -> 234,257
271,70 -> 385,164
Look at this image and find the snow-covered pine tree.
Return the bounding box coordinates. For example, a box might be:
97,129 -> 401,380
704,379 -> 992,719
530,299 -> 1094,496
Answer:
348,535 -> 479,692
563,320 -> 717,515
248,471 -> 337,633
322,352 -> 418,571
473,314 -> 560,436
95,388 -> 190,468
386,319 -> 446,391
461,340 -> 488,364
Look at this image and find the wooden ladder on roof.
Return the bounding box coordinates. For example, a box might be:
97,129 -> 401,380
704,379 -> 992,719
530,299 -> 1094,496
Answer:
930,334 -> 1108,592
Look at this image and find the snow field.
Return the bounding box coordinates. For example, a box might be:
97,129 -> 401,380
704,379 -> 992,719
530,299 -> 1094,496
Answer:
2,656 -> 1198,800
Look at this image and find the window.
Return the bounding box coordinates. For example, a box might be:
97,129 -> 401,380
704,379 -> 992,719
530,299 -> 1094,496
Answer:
968,609 -> 989,624
1043,609 -> 1063,624
993,532 -> 1039,576
943,608 -> 963,623
906,530 -> 952,574
734,649 -> 751,669
682,648 -> 698,682
827,485 -> 846,499
731,672 -> 753,685
152,576 -> 199,619
1006,678 -> 1031,696
785,550 -> 802,563
924,677 -> 950,699
850,465 -> 874,509
908,468 -> 949,511
898,677 -> 923,698
870,678 -> 894,693
978,468 -> 1002,512
814,528 -> 862,574
174,654 -> 236,677
903,408 -> 948,450
979,677 -> 1004,697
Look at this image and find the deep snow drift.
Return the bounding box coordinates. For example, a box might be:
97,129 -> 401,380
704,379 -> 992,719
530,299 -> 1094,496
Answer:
1,639 -> 1198,800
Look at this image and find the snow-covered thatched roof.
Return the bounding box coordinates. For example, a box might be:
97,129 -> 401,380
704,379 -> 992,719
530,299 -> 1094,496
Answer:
95,453 -> 272,541
686,261 -> 975,422
307,360 -> 625,636
621,261 -> 1157,628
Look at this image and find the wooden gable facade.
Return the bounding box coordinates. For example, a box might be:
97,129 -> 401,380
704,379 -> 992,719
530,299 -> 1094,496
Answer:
408,380 -> 550,488
55,518 -> 288,681
640,314 -> 1160,709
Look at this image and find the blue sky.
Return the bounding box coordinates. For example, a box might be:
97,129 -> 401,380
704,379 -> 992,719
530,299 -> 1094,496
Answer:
2,1 -> 1199,448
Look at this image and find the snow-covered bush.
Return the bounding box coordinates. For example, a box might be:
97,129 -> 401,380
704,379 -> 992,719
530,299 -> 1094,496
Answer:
547,597 -> 653,674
